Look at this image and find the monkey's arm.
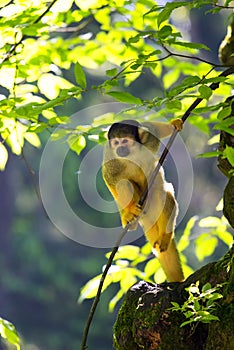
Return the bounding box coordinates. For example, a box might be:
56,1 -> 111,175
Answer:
147,119 -> 183,139
103,178 -> 142,229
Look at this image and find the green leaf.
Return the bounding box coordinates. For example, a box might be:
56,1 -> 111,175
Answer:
207,134 -> 220,145
144,258 -> 160,278
196,151 -> 221,159
157,2 -> 190,27
67,134 -> 86,155
199,216 -> 222,227
130,63 -> 142,70
194,299 -> 201,311
106,245 -> 140,261
24,90 -> 81,116
106,68 -> 118,77
78,273 -> 112,302
107,91 -> 142,105
109,289 -> 124,312
0,143 -> 8,171
206,293 -> 223,303
195,233 -> 218,261
180,319 -> 195,327
213,125 -> 234,136
171,301 -> 180,309
0,318 -> 20,350
202,283 -> 212,293
200,314 -> 220,323
214,117 -> 234,130
74,61 -> 87,89
38,74 -> 74,99
178,216 -> 197,252
157,8 -> 171,27
163,69 -> 180,89
7,121 -> 25,155
216,230 -> 233,247
182,263 -> 194,279
51,129 -> 69,141
120,270 -> 137,292
188,116 -> 210,134
48,116 -> 70,126
128,34 -> 141,43
168,75 -> 201,98
141,242 -> 152,256
92,112 -> 115,127
198,85 -> 212,100
173,41 -> 210,51
24,132 -> 41,148
158,25 -> 172,39
165,99 -> 181,110
223,145 -> 234,167
28,123 -> 48,133
217,106 -> 232,120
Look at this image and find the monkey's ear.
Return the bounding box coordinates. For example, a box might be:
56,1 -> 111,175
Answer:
138,127 -> 150,144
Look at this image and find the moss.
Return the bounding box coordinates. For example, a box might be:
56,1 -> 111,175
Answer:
114,279 -> 209,350
113,247 -> 234,350
113,281 -> 153,349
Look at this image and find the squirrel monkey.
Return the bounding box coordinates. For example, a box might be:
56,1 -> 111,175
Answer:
102,119 -> 184,282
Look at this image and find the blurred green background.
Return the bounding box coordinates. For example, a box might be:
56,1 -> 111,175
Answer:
0,3 -> 232,350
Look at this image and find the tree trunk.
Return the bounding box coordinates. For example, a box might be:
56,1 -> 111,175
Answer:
113,246 -> 233,350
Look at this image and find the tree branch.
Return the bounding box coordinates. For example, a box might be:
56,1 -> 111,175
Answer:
161,44 -> 226,68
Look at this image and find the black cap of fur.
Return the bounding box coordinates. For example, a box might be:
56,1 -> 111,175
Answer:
107,120 -> 141,143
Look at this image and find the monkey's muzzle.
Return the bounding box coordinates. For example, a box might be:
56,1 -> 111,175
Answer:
117,146 -> 130,157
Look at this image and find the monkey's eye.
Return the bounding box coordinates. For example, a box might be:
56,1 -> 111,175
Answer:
111,139 -> 120,147
122,138 -> 128,144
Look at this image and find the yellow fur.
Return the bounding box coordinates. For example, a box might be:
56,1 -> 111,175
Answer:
102,119 -> 184,282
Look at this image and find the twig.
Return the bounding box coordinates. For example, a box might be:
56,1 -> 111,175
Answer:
32,0 -> 58,25
80,223 -> 132,350
80,65 -> 234,350
161,44 -> 225,67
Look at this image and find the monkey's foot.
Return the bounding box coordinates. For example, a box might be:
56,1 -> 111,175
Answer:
124,204 -> 141,223
170,118 -> 183,131
129,202 -> 142,216
121,202 -> 142,230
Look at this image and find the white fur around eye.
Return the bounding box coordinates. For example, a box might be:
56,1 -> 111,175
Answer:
111,138 -> 120,147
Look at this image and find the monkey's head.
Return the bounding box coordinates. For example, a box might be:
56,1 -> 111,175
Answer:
107,120 -> 143,158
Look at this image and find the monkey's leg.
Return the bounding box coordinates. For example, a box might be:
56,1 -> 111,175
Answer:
116,180 -> 142,230
142,191 -> 184,282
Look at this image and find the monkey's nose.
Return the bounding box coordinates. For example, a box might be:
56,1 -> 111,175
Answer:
117,146 -> 130,157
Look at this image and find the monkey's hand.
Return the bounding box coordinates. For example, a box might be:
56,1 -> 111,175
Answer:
170,118 -> 183,132
121,201 -> 142,230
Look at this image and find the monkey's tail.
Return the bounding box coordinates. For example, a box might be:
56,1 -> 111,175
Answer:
154,238 -> 184,282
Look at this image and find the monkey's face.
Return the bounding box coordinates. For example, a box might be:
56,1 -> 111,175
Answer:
108,120 -> 141,158
110,136 -> 136,158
